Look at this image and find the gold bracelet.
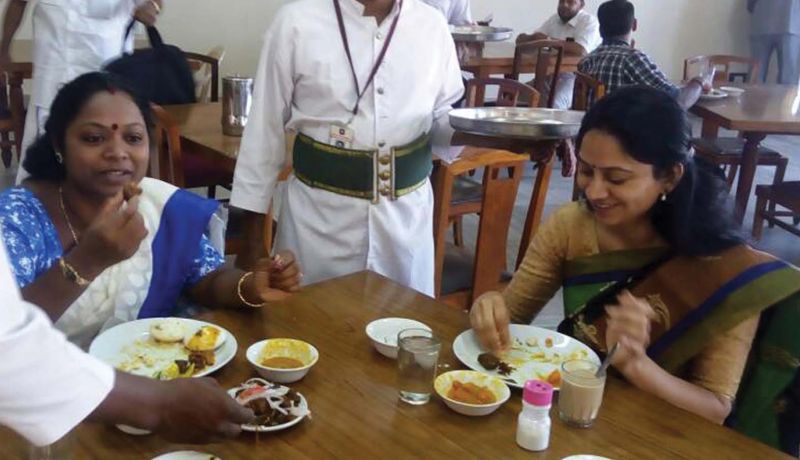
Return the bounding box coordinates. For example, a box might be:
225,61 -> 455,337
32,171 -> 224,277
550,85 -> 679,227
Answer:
237,271 -> 266,308
59,257 -> 90,287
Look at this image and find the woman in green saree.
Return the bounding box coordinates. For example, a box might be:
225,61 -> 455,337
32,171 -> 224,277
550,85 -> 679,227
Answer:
469,86 -> 799,454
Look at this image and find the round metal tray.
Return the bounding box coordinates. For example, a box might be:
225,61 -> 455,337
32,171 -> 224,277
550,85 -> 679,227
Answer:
449,107 -> 585,140
450,25 -> 513,42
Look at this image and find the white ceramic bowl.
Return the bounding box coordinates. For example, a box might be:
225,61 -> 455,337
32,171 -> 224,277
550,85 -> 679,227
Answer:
720,86 -> 745,96
246,339 -> 318,384
434,370 -> 510,416
365,318 -> 432,359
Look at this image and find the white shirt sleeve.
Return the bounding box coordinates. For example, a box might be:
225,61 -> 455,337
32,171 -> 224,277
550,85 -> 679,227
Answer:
449,0 -> 472,25
0,243 -> 114,446
229,12 -> 295,214
432,16 -> 466,163
573,13 -> 601,53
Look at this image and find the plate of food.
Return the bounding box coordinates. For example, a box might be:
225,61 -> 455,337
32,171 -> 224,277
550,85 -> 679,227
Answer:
452,325 -> 600,389
699,88 -> 728,101
228,378 -> 310,433
89,317 -> 237,379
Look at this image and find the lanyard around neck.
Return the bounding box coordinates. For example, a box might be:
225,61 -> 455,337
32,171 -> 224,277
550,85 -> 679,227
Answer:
333,0 -> 403,118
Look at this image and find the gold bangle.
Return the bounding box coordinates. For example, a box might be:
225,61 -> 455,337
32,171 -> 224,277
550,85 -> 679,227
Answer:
59,257 -> 90,287
237,271 -> 266,308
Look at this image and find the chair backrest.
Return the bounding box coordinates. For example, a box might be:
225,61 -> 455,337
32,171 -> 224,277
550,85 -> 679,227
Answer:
184,48 -> 223,102
465,77 -> 540,108
572,71 -> 606,111
432,150 -> 526,304
512,40 -> 565,108
149,103 -> 187,187
683,55 -> 760,84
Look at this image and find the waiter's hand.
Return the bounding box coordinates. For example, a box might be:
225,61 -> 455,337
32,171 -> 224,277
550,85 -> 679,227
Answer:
135,0 -> 162,26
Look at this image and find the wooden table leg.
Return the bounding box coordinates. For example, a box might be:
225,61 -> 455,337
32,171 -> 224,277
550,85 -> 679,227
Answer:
734,132 -> 767,223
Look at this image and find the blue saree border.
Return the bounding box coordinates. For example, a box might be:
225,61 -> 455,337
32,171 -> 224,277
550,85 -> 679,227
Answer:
137,190 -> 219,318
647,260 -> 788,359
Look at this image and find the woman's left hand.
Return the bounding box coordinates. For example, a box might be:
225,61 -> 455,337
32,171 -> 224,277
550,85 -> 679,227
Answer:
249,251 -> 302,303
605,290 -> 656,375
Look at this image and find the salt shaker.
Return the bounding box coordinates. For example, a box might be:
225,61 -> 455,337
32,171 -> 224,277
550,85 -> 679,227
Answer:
516,380 -> 553,452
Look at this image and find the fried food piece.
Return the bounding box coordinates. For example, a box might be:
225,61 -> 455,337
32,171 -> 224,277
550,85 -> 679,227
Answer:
188,350 -> 215,371
123,181 -> 143,201
477,352 -> 501,371
497,361 -> 515,376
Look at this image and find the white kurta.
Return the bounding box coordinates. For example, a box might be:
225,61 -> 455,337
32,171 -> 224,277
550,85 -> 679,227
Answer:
420,0 -> 472,25
17,0 -> 142,182
0,242 -> 114,446
230,0 -> 464,296
536,10 -> 601,109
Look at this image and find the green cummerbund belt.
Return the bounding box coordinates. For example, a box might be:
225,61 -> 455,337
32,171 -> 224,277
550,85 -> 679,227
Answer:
292,132 -> 432,201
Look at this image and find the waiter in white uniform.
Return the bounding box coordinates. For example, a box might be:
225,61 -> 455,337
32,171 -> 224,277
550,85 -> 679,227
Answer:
0,0 -> 162,182
0,241 -> 252,446
231,0 -> 463,296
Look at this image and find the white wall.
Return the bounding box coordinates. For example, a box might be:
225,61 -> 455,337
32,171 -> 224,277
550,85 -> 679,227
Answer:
2,0 -> 751,80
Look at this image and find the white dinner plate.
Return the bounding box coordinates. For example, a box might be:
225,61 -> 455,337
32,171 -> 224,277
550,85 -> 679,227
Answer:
227,386 -> 309,433
89,317 -> 237,379
699,88 -> 728,101
452,324 -> 600,389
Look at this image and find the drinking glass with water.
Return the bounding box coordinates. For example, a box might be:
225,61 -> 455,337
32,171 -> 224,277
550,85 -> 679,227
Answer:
397,328 -> 440,405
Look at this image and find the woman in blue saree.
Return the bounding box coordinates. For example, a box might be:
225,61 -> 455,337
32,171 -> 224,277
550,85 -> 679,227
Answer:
469,87 -> 799,454
0,72 -> 301,349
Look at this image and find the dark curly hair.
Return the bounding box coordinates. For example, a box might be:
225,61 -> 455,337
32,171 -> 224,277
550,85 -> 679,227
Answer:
23,71 -> 155,182
576,86 -> 744,256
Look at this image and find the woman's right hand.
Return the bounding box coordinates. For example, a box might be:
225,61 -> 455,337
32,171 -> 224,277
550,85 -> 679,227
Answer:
469,291 -> 512,354
72,194 -> 148,276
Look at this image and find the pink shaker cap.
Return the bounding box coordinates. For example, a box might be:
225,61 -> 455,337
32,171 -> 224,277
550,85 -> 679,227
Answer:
523,380 -> 553,407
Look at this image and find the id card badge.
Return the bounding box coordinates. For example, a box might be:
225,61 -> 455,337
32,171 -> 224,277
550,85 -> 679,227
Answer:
329,124 -> 355,149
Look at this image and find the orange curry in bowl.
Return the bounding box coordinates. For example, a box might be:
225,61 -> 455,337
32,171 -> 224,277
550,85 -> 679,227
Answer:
447,381 -> 497,405
260,356 -> 305,369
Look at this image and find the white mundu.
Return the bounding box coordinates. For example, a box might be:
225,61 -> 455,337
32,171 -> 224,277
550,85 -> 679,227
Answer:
230,0 -> 464,296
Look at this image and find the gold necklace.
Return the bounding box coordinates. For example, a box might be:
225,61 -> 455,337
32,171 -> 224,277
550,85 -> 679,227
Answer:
58,186 -> 79,246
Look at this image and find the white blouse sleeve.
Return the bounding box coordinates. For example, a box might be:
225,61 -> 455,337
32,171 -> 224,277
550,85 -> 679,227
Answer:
0,244 -> 114,446
431,16 -> 466,163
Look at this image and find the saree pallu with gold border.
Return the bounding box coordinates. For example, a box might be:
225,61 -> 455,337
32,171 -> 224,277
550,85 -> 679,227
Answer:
558,245 -> 800,455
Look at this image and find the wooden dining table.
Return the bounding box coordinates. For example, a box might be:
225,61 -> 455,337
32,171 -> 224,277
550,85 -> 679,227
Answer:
0,271 -> 789,459
690,84 -> 800,221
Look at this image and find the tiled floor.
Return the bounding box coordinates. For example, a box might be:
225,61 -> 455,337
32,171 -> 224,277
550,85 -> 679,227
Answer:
3,116 -> 798,329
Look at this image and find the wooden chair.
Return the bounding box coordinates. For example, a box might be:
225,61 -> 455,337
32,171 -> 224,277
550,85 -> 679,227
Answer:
433,150 -> 527,309
511,40 -> 565,109
150,103 -> 232,200
753,181 -> 800,240
684,55 -> 787,192
570,72 -> 606,200
683,55 -> 759,84
449,78 -> 540,247
185,47 -> 223,103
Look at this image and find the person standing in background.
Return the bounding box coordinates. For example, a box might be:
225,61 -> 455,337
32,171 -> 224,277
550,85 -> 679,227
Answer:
517,0 -> 601,109
748,0 -> 800,84
0,0 -> 164,183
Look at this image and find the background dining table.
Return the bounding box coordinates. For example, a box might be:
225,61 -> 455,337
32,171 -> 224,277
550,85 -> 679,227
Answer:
691,84 -> 800,221
0,271 -> 789,459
